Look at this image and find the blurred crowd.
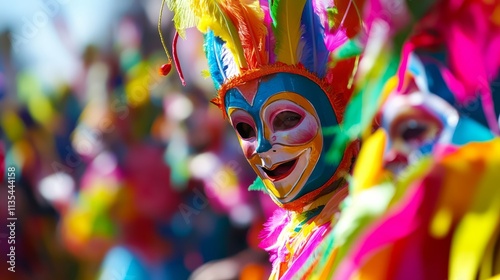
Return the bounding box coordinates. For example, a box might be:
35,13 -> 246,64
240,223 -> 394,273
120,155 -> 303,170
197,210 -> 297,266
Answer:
0,0 -> 275,279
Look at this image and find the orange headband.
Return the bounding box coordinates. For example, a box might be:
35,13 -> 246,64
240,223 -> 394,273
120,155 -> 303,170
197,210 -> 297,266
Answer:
210,62 -> 349,123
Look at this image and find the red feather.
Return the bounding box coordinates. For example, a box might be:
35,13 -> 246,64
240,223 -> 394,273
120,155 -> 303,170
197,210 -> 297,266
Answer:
221,0 -> 268,68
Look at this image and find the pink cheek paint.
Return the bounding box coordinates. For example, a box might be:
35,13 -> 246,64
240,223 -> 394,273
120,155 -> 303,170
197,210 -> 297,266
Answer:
286,117 -> 318,144
241,141 -> 256,158
287,127 -> 316,144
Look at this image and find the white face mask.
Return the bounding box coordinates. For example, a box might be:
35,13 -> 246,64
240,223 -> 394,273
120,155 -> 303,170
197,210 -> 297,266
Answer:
228,91 -> 322,203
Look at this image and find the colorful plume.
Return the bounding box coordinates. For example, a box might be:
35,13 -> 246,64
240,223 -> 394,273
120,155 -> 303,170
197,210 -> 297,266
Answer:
167,0 -> 360,109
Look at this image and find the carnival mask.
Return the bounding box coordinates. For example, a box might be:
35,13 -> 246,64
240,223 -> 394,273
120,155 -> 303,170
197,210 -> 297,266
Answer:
381,55 -> 496,174
161,0 -> 361,208
225,73 -> 343,205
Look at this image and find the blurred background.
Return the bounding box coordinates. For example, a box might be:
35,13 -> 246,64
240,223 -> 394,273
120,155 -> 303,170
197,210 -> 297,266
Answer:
0,0 -> 276,279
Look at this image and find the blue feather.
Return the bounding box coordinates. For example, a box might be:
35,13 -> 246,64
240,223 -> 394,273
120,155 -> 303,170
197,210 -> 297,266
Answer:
204,31 -> 226,89
300,0 -> 329,77
204,31 -> 240,88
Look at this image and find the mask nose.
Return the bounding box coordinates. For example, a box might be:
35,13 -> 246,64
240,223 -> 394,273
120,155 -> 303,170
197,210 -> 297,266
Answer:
256,132 -> 272,153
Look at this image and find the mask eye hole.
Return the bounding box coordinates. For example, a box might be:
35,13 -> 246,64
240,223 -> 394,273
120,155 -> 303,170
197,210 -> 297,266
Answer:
236,122 -> 256,139
390,113 -> 442,149
400,119 -> 429,143
272,111 -> 302,131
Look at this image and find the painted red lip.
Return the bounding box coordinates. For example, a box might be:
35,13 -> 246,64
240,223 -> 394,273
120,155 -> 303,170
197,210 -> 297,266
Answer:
262,159 -> 297,182
384,150 -> 409,174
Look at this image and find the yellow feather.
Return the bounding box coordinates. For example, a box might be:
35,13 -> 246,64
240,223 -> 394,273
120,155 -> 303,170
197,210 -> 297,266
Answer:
272,0 -> 307,64
193,0 -> 247,68
351,128 -> 387,194
166,0 -> 198,38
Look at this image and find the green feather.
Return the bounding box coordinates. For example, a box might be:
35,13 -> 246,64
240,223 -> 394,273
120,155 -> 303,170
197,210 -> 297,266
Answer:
334,38 -> 363,60
248,176 -> 267,192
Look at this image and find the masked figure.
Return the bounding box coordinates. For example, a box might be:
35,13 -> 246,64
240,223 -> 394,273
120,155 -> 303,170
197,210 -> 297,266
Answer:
297,0 -> 500,278
223,70 -> 356,209
381,54 -> 498,175
163,0 -> 361,278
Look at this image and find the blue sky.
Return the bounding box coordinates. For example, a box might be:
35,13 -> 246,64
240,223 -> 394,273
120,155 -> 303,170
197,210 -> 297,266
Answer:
0,0 -> 135,87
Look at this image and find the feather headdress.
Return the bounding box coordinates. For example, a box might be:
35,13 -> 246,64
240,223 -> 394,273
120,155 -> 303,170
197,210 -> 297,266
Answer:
162,0 -> 363,117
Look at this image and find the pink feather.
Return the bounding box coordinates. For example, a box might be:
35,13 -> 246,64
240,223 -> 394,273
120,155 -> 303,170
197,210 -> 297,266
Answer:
260,0 -> 276,63
259,208 -> 289,263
